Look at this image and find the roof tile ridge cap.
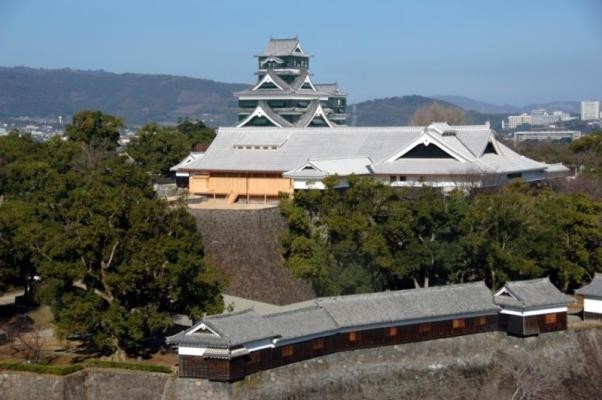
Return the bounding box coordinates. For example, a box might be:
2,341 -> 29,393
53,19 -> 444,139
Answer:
311,299 -> 342,326
262,304 -> 323,318
405,281 -> 487,292
308,155 -> 372,162
206,308 -> 257,320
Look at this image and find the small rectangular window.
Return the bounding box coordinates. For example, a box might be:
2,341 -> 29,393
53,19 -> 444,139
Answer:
453,319 -> 465,329
248,351 -> 261,364
390,176 -> 397,183
418,324 -> 431,333
348,331 -> 358,342
544,313 -> 557,325
281,345 -> 293,357
312,338 -> 325,350
475,316 -> 487,327
389,326 -> 398,336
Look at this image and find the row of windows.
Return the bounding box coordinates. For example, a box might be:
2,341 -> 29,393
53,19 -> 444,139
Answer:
276,317 -> 488,358
259,315 -> 559,361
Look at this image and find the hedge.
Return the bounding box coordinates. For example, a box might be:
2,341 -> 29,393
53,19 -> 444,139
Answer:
0,360 -> 171,375
83,360 -> 172,373
0,362 -> 83,376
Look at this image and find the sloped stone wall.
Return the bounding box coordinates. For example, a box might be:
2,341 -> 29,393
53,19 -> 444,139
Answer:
2,328 -> 602,400
190,207 -> 314,305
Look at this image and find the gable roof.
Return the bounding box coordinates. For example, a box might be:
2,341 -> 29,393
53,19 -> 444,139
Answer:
167,309 -> 278,348
575,273 -> 602,298
494,278 -> 573,310
170,152 -> 205,172
259,38 -> 309,58
168,281 -> 499,350
236,102 -> 293,128
183,123 -> 554,178
283,157 -> 373,179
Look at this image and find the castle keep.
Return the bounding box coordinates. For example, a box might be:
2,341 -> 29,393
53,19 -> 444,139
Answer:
235,37 -> 346,128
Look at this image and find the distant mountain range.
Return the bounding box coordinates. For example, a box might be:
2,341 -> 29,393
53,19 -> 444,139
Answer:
348,95 -> 508,129
0,66 -> 247,126
0,66 -> 584,128
432,95 -> 583,115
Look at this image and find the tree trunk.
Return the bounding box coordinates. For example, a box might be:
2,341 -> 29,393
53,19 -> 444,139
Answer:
110,337 -> 127,361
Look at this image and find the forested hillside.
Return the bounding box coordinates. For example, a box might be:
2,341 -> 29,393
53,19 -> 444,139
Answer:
0,67 -> 247,126
1,67 -> 507,128
349,95 -> 508,128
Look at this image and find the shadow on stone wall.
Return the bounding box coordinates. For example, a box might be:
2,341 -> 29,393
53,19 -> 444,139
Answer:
190,207 -> 315,305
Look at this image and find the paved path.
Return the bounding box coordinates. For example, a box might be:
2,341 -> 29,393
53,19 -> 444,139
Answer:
0,290 -> 24,306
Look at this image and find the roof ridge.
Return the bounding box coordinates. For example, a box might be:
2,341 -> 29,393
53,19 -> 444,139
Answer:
317,281 -> 488,303
507,277 -> 551,285
206,308 -> 256,320
263,304 -> 323,318
308,155 -> 372,162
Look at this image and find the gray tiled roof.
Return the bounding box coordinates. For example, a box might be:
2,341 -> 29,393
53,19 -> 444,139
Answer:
257,101 -> 293,127
314,83 -> 343,96
575,273 -> 602,298
260,38 -> 309,57
168,281 -> 499,350
204,309 -> 278,346
182,124 -> 555,178
293,100 -> 321,127
494,278 -> 573,310
167,309 -> 279,347
264,306 -> 339,341
317,282 -> 498,328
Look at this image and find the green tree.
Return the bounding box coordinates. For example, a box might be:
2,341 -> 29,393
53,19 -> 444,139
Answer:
0,112 -> 224,356
399,189 -> 468,288
127,119 -> 215,176
65,110 -> 123,149
0,201 -> 39,295
126,123 -> 190,175
31,155 -> 224,356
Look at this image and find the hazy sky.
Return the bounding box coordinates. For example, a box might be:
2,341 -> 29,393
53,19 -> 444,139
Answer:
1,0 -> 601,105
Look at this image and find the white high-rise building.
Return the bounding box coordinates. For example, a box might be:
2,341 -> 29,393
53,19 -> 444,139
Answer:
581,101 -> 600,121
507,113 -> 533,129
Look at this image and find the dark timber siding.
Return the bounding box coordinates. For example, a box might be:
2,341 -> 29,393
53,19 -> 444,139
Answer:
501,312 -> 567,337
584,311 -> 602,320
178,314 -> 498,381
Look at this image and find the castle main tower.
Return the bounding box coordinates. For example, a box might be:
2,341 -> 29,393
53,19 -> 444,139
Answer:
235,37 -> 346,127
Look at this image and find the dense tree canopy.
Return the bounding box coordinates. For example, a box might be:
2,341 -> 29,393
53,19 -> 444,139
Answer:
126,119 -> 215,176
65,110 -> 123,149
281,177 -> 602,296
0,112 -> 223,356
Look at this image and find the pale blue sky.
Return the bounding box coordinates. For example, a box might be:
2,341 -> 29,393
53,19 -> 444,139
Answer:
1,0 -> 601,105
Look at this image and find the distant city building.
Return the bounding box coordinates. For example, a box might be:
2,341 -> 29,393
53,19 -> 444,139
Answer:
506,109 -> 573,129
507,113 -> 533,129
581,101 -> 600,121
235,37 -> 346,128
513,130 -> 581,144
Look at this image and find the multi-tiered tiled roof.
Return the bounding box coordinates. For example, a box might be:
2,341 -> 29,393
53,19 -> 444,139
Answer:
235,37 -> 346,128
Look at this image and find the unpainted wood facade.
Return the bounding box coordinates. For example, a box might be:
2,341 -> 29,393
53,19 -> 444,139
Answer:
178,314 -> 499,381
188,172 -> 294,199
